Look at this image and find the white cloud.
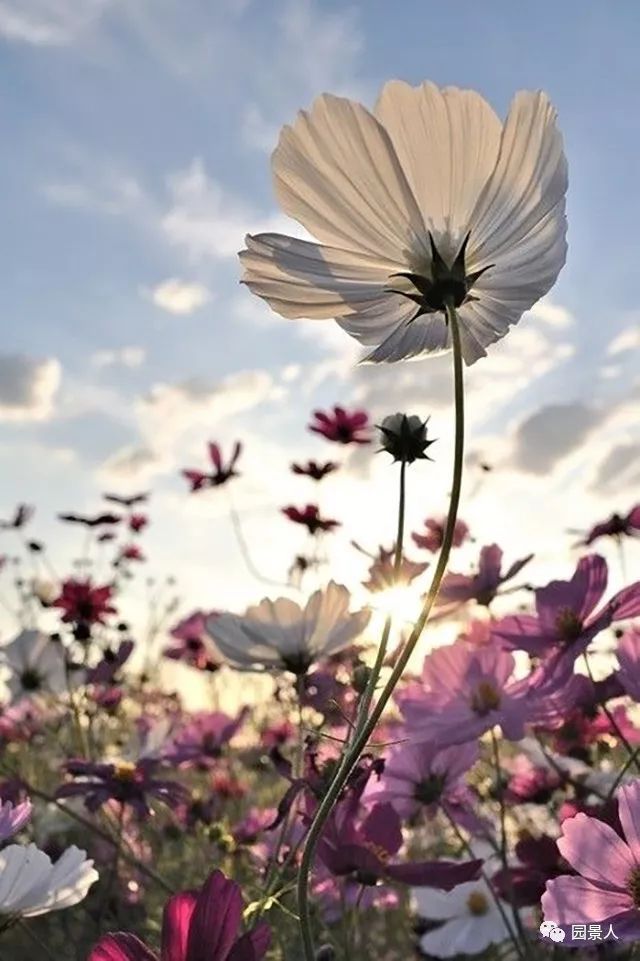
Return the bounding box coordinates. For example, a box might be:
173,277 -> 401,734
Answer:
90,346 -> 146,369
527,299 -> 575,328
0,0 -> 110,46
593,442 -> 640,492
510,402 -> 604,474
0,354 -> 61,422
145,278 -> 211,315
607,325 -> 640,356
100,445 -> 162,481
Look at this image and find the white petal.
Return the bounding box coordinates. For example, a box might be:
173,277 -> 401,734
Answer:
240,233 -> 400,320
0,845 -> 50,913
20,847 -> 98,918
375,81 -> 502,256
361,312 -> 451,363
272,94 -> 427,261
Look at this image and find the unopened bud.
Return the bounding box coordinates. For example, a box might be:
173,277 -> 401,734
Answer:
377,413 -> 435,464
352,663 -> 372,694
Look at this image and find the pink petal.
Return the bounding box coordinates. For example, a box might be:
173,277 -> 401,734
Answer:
89,934 -> 157,961
608,583 -> 640,621
575,554 -> 608,619
186,871 -> 242,961
617,781 -> 640,862
161,892 -> 198,961
227,922 -> 271,961
542,875 -> 632,925
558,812 -> 635,886
628,505 -> 640,530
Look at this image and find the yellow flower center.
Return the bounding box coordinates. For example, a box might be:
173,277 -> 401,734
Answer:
470,680 -> 501,715
113,761 -> 137,781
363,841 -> 391,864
627,866 -> 640,907
467,891 -> 489,916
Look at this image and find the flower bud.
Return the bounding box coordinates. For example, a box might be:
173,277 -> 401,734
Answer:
352,663 -> 372,694
377,413 -> 435,464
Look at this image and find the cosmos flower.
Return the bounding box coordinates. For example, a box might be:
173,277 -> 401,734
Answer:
166,709 -> 248,768
56,758 -> 187,819
206,581 -> 370,674
377,413 -> 435,464
54,578 -> 116,626
282,504 -> 340,535
413,873 -> 521,957
353,541 -> 428,592
493,833 -> 567,908
492,554 -> 640,667
291,459 -> 338,480
412,516 -> 470,553
0,798 -> 32,841
1,630 -> 68,703
0,843 -> 98,920
89,870 -> 271,961
436,544 -> 532,608
182,441 -> 242,492
308,406 -> 371,444
129,513 -> 148,533
240,81 -> 567,364
579,504 -> 640,546
115,544 -> 146,564
617,627 -> 640,700
164,611 -> 222,672
542,780 -> 640,939
86,640 -> 134,686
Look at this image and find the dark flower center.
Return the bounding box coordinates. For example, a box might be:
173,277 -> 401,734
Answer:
76,600 -> 95,620
470,680 -> 501,715
186,637 -> 203,652
628,866 -> 640,907
113,761 -> 138,782
20,669 -> 42,691
281,652 -> 312,676
555,608 -> 584,642
414,774 -> 446,805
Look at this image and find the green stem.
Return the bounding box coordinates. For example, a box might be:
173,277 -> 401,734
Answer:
584,650 -> 640,771
297,300 -> 466,961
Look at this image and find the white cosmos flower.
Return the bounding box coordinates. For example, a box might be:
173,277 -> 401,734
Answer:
0,843 -> 98,919
240,81 -> 567,365
206,580 -> 370,674
1,630 -> 68,703
413,876 -> 521,958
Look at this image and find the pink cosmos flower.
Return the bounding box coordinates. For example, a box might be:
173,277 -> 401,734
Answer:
86,641 -> 134,685
542,780 -> 640,940
308,406 -> 371,445
182,441 -> 242,492
116,544 -> 146,564
397,639 -> 565,747
164,612 -> 222,672
89,869 -> 271,961
282,504 -> 340,535
579,504 -> 640,546
129,514 -> 148,533
291,459 -> 338,480
617,627 -> 640,700
492,554 -> 640,668
505,755 -> 563,804
57,758 -> 187,819
412,516 -> 469,553
353,541 -> 428,592
0,798 -> 32,841
436,544 -> 532,608
54,579 -> 116,626
166,710 -> 248,769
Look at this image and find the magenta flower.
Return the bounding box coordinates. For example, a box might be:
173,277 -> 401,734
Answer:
367,741 -> 483,832
542,780 -> 640,940
56,758 -> 187,819
492,554 -> 640,667
291,460 -> 338,480
579,504 -> 640,546
0,798 -> 32,841
129,513 -> 148,533
89,869 -> 271,961
86,640 -> 134,685
54,578 -> 116,627
412,516 -> 470,553
182,441 -> 242,492
436,544 -> 532,608
164,612 -> 222,673
281,504 -> 340,535
353,541 -> 428,592
617,627 -> 640,700
397,640 -> 565,747
166,710 -> 248,768
309,405 -> 371,445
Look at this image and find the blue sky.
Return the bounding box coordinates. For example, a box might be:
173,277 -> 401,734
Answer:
0,0 -> 638,637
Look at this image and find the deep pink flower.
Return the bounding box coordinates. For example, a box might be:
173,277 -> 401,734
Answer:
282,504 -> 340,534
57,758 -> 187,819
260,719 -> 295,749
0,797 -> 32,841
86,641 -> 134,685
291,460 -> 338,480
579,504 -> 640,546
0,503 -> 34,530
505,755 -> 563,804
129,514 -> 148,533
437,544 -> 532,608
397,640 -> 566,747
494,833 -> 567,908
116,544 -> 146,563
164,612 -> 222,673
542,780 -> 640,940
412,517 -> 470,553
492,554 -> 640,668
166,710 -> 248,769
617,627 -> 640,700
54,579 -> 116,626
182,442 -> 242,492
353,541 -> 428,592
89,869 -> 271,961
309,406 -> 371,445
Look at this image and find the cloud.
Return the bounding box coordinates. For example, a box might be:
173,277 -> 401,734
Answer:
0,0 -> 110,46
527,299 -> 575,328
100,445 -> 162,481
510,402 -> 604,475
145,278 -> 211,315
593,442 -> 640,492
90,346 -> 146,369
607,325 -> 640,356
0,354 -> 61,422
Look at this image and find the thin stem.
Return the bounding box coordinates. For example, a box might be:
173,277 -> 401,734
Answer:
227,493 -> 293,590
583,650 -> 640,771
297,300 -> 466,961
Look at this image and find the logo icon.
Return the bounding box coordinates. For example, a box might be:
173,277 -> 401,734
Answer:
540,921 -> 565,942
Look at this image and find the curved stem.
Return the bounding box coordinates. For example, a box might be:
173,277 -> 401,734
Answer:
227,492 -> 293,591
297,301 -> 465,961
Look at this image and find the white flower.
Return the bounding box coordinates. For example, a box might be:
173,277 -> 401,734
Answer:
241,81 -> 567,365
206,581 -> 370,673
413,877 -> 520,958
0,843 -> 98,919
1,630 -> 68,703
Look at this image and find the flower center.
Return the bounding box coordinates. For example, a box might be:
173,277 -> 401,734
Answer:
387,233 -> 492,316
470,680 -> 501,715
467,891 -> 489,916
414,774 -> 446,805
628,866 -> 640,907
113,761 -> 137,781
20,669 -> 42,691
555,608 -> 584,642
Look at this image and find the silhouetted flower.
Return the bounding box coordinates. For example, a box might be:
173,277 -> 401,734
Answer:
182,441 -> 242,492
282,504 -> 340,534
377,413 -> 435,463
413,516 -> 470,553
309,406 -> 371,444
291,460 -> 338,480
579,504 -> 640,546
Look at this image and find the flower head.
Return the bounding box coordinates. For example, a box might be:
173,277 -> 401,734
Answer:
354,541 -> 428,593
282,504 -> 340,535
241,82 -> 567,364
1,630 -> 68,703
89,869 -> 270,961
57,758 -> 187,819
206,581 -> 369,674
54,578 -> 116,627
165,611 -> 222,672
377,413 -> 435,464
412,516 -> 470,553
579,504 -> 640,546
182,441 -> 242,492
0,798 -> 32,841
166,709 -> 248,768
437,544 -> 532,608
308,406 -> 371,444
291,459 -> 338,480
0,843 -> 97,920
